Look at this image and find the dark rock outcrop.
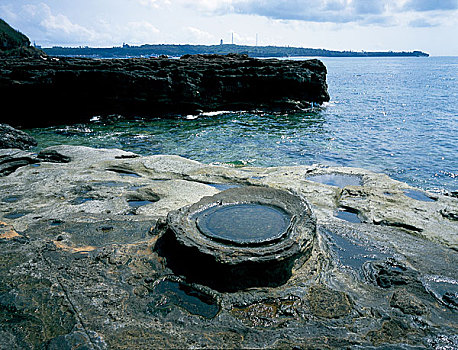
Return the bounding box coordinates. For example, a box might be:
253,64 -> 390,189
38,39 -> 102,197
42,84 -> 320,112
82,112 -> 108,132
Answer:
0,53 -> 330,127
0,149 -> 39,176
0,124 -> 37,150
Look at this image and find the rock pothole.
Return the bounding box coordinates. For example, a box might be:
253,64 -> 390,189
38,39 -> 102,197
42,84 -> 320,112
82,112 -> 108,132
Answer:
156,186 -> 316,291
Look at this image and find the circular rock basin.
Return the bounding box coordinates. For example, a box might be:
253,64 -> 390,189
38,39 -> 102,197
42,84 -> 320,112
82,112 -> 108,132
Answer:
159,186 -> 316,291
195,203 -> 291,245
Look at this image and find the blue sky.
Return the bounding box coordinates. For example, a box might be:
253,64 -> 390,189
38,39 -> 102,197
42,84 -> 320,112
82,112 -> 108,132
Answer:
1,0 -> 457,55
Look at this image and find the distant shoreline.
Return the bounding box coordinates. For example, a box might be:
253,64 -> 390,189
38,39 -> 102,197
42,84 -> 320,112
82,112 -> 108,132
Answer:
43,43 -> 429,58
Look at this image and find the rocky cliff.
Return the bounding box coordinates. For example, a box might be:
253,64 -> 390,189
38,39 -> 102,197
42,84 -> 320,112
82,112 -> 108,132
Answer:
0,53 -> 329,127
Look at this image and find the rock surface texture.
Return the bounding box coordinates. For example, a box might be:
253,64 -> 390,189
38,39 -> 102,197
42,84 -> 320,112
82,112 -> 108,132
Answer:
0,54 -> 329,127
162,186 -> 316,291
0,124 -> 37,150
0,145 -> 457,349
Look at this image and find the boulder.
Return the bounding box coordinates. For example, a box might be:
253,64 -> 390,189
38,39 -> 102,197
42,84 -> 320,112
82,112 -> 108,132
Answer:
0,124 -> 37,150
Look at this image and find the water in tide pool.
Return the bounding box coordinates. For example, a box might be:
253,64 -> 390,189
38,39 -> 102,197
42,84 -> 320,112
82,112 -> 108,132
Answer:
27,56 -> 457,193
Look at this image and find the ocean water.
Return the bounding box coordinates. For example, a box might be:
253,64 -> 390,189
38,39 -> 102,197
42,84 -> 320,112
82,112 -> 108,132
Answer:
27,56 -> 457,193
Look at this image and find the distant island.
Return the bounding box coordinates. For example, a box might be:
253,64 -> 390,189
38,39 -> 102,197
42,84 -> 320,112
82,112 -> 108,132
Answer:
43,43 -> 429,58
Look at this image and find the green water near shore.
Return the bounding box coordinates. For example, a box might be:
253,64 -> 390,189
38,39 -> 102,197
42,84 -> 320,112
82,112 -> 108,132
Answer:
28,56 -> 458,194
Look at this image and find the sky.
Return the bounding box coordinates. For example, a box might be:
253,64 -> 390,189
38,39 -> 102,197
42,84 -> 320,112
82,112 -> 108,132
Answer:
1,0 -> 457,56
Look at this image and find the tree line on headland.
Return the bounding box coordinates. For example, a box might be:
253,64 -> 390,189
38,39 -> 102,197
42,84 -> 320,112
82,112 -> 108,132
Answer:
0,17 -> 429,59
44,43 -> 429,58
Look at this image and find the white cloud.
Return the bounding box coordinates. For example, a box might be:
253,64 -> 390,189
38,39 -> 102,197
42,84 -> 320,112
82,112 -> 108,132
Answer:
124,21 -> 160,44
182,26 -> 214,43
138,0 -> 171,9
184,0 -> 458,27
1,0 -> 457,54
187,27 -> 213,40
17,3 -> 100,44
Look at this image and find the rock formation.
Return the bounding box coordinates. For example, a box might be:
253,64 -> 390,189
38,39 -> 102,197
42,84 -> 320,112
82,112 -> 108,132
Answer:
0,123 -> 37,150
0,145 -> 457,349
0,54 -> 329,127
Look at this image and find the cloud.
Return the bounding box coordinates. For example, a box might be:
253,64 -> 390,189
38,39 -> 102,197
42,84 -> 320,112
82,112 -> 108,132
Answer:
124,21 -> 160,44
185,0 -> 458,27
185,26 -> 214,41
15,3 -> 100,44
138,0 -> 171,9
403,0 -> 458,12
186,0 -> 393,23
1,2 -> 163,46
351,0 -> 386,15
409,18 -> 438,27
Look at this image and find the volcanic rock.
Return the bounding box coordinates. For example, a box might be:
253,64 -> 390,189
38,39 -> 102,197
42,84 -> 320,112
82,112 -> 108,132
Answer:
160,186 -> 316,291
0,54 -> 329,127
0,145 -> 457,349
0,124 -> 37,150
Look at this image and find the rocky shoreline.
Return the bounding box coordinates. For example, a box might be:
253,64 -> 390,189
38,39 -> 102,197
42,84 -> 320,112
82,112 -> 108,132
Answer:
0,54 -> 329,128
1,144 -> 457,349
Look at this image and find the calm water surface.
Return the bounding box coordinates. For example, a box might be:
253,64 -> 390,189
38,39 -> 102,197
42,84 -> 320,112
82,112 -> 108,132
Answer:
27,56 -> 457,193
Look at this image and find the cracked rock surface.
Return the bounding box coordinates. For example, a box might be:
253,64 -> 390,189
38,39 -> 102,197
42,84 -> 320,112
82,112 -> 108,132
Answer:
0,145 -> 457,349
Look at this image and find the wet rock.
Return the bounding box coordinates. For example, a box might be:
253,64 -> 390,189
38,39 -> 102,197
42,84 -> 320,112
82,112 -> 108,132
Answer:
0,148 -> 39,176
307,285 -> 353,318
363,259 -> 418,289
0,124 -> 37,150
0,145 -> 457,348
390,289 -> 427,316
366,318 -> 425,346
231,295 -> 302,327
159,186 -> 316,291
0,55 -> 329,127
37,149 -> 71,163
440,207 -> 458,221
45,330 -> 96,350
421,275 -> 458,310
147,279 -> 220,319
306,173 -> 363,188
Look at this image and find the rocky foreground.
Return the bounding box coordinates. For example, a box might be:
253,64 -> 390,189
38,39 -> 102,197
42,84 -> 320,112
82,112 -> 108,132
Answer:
0,145 -> 457,349
0,54 -> 329,128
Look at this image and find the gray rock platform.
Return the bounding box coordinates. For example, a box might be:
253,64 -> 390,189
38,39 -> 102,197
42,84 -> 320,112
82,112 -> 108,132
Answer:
0,145 -> 457,349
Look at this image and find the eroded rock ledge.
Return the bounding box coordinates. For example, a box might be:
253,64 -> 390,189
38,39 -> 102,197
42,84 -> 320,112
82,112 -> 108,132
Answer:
0,54 -> 329,127
0,145 -> 457,349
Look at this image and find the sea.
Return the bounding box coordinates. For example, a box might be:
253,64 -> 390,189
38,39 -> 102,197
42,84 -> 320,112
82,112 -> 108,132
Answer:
26,56 -> 458,194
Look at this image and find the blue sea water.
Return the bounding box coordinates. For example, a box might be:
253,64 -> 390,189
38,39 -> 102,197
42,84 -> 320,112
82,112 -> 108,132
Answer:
27,56 -> 457,193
